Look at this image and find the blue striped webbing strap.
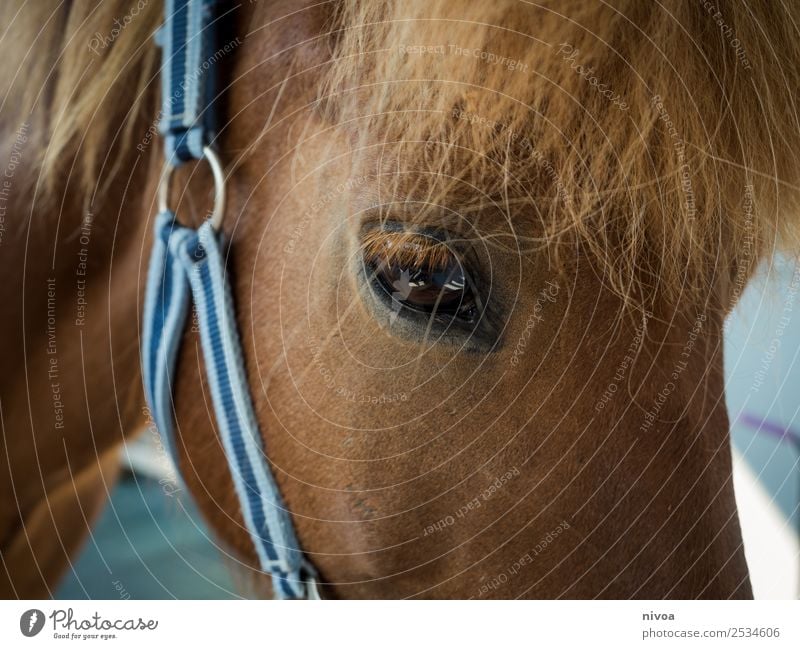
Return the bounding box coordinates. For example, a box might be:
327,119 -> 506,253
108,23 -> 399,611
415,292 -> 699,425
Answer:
142,210 -> 319,599
156,0 -> 222,164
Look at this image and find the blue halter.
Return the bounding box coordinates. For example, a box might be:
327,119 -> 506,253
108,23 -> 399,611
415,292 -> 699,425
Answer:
141,0 -> 319,599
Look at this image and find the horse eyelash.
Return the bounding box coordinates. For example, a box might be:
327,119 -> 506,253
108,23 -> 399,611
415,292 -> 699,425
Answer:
360,229 -> 457,271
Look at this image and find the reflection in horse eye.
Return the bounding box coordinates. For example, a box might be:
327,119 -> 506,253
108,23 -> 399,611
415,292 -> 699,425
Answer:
362,231 -> 478,324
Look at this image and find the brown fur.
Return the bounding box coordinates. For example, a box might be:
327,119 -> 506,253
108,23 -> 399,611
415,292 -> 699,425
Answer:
2,0 -> 799,598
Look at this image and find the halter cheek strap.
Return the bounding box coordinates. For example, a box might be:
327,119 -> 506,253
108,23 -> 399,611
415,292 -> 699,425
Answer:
142,0 -> 319,599
155,0 -> 221,163
142,212 -> 318,599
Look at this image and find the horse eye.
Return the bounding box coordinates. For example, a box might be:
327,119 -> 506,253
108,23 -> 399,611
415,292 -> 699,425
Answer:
363,235 -> 478,325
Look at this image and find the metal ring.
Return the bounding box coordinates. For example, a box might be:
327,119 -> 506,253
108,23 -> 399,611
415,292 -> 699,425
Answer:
157,146 -> 226,231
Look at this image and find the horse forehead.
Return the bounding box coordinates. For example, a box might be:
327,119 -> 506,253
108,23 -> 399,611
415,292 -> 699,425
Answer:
231,4 -> 552,240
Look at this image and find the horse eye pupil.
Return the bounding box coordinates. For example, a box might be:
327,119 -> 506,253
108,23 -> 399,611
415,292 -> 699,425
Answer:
370,256 -> 477,324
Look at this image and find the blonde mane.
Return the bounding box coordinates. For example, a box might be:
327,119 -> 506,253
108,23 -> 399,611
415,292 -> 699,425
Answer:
1,0 -> 161,198
4,0 -> 800,309
322,0 -> 800,308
